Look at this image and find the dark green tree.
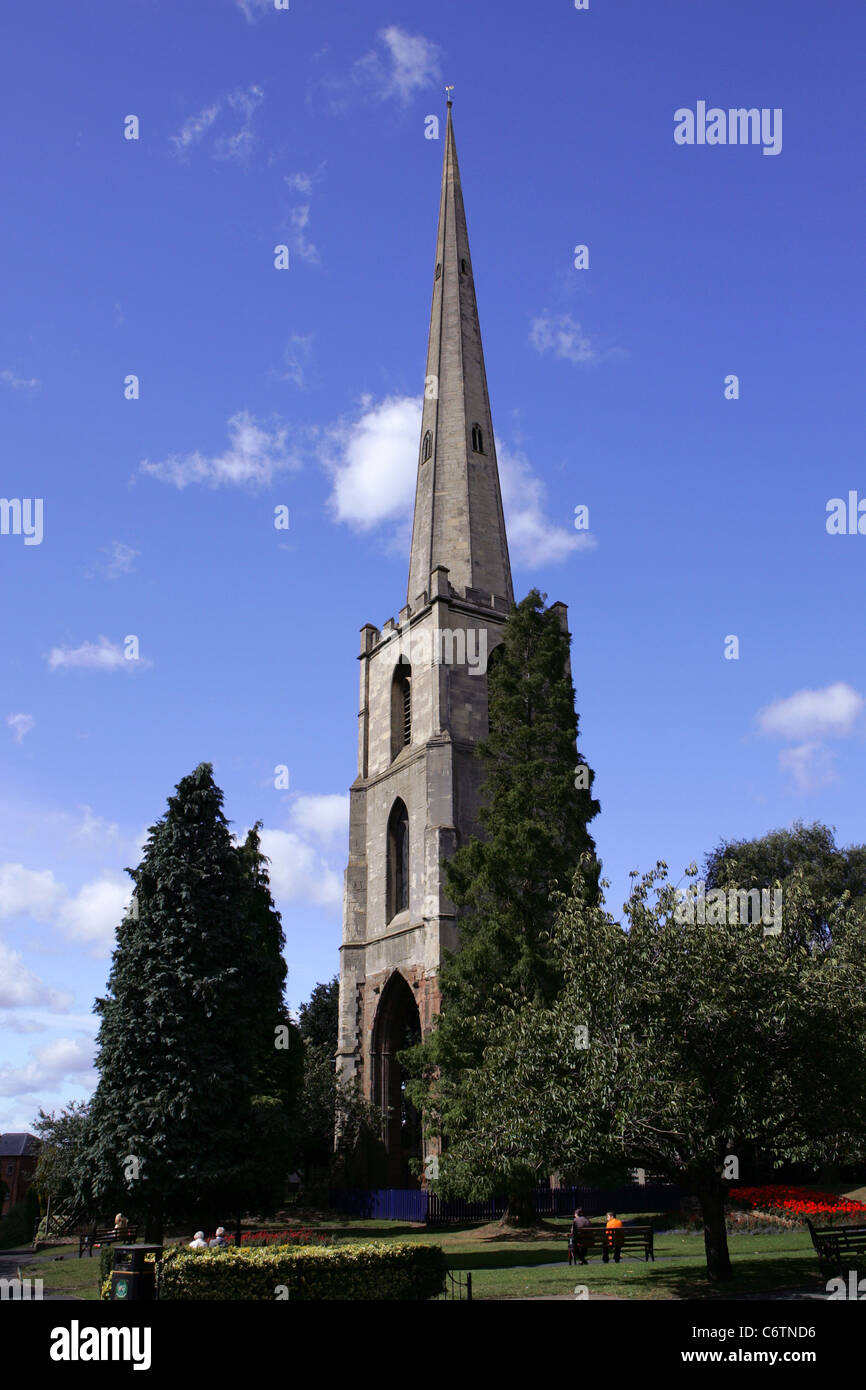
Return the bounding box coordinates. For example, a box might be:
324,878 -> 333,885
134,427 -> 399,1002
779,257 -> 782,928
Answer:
294,1040 -> 339,1182
298,977 -> 339,1054
234,824 -> 303,1225
705,820 -> 866,948
444,864 -> 866,1280
32,1101 -> 91,1229
83,764 -> 298,1242
294,977 -> 340,1183
403,589 -> 600,1223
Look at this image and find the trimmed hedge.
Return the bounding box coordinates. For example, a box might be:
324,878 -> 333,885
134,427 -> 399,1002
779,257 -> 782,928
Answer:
155,1241 -> 446,1301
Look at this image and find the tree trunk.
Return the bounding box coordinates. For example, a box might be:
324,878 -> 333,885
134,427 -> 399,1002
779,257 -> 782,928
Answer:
697,1176 -> 732,1281
501,1190 -> 535,1227
144,1199 -> 163,1247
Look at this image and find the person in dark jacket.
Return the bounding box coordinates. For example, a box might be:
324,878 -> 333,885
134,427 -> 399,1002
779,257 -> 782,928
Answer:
570,1207 -> 590,1265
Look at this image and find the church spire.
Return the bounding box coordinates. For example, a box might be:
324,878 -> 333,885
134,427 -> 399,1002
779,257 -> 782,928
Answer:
406,99 -> 514,608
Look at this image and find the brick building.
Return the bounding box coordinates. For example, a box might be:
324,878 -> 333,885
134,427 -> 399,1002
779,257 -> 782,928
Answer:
0,1132 -> 39,1215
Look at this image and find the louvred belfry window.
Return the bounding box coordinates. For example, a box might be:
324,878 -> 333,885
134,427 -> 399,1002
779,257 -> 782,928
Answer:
391,660 -> 412,761
402,678 -> 411,745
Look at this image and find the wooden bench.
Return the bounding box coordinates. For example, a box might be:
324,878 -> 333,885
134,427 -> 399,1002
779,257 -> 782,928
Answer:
568,1224 -> 654,1264
805,1218 -> 866,1277
78,1226 -> 139,1258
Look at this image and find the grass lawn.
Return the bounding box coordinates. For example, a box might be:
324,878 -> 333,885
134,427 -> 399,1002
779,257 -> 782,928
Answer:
309,1214 -> 824,1300
18,1244 -> 103,1300
18,1211 -> 830,1302
464,1233 -> 821,1300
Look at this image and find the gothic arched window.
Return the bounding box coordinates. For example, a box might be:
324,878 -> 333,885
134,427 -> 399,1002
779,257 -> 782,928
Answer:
461,258 -> 468,274
421,430 -> 432,463
471,422 -> 484,453
391,660 -> 412,760
387,800 -> 409,921
435,262 -> 442,280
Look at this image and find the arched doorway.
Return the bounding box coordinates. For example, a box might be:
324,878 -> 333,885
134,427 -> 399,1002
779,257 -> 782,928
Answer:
371,972 -> 422,1186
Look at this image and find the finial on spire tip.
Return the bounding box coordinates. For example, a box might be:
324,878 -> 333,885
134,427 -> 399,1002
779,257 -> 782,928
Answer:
445,84 -> 454,108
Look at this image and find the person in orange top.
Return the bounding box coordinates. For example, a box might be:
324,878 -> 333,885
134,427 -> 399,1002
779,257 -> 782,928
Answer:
603,1211 -> 624,1264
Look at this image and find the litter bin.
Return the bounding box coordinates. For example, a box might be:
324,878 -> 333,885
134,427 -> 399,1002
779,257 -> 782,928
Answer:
110,1243 -> 163,1301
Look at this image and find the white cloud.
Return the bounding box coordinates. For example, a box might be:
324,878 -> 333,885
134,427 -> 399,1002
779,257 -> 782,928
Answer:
0,942 -> 72,1011
256,828 -> 342,906
1,368 -> 40,393
103,541 -> 139,579
778,742 -> 837,792
6,713 -> 34,744
321,27 -> 440,113
757,683 -> 863,794
0,799 -> 138,868
0,864 -> 66,920
141,411 -> 299,490
323,394 -> 589,569
285,172 -> 313,196
234,0 -> 273,21
0,862 -> 132,953
170,103 -> 221,153
280,168 -> 325,266
213,85 -> 264,164
324,394 -> 419,531
73,806 -> 121,850
757,683 -> 864,741
0,1036 -> 96,1099
86,540 -> 139,581
498,442 -> 597,567
274,333 -> 314,388
59,874 -> 132,949
529,313 -> 599,365
355,27 -> 442,104
47,636 -> 149,672
170,85 -> 263,166
2,1015 -> 47,1035
289,794 -> 349,847
288,203 -> 319,265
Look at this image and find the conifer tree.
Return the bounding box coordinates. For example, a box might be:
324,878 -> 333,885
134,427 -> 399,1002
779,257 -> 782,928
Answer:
84,765 -> 298,1241
403,589 -> 600,1222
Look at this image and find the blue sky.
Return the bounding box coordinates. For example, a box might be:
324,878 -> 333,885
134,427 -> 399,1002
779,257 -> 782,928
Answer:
2,0 -> 866,1133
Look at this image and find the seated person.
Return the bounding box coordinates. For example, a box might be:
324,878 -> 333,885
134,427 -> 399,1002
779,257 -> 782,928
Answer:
603,1211 -> 624,1264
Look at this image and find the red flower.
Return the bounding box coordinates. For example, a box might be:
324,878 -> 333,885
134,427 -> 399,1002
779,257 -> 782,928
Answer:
728,1185 -> 866,1218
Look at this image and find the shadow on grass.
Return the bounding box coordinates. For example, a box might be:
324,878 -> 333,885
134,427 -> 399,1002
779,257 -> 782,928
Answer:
643,1254 -> 823,1300
467,1251 -> 827,1301
446,1246 -> 567,1271
315,1223 -> 425,1238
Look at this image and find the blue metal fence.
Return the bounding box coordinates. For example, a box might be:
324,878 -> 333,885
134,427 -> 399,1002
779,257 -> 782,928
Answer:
329,1183 -> 680,1225
329,1188 -> 430,1221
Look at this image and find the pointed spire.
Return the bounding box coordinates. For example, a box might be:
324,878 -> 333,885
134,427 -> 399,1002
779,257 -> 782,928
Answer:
406,100 -> 513,608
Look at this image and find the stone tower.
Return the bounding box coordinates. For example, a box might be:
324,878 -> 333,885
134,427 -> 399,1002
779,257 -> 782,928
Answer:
336,103 -> 515,1186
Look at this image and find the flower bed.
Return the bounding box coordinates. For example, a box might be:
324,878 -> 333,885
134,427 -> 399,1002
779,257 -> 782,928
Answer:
239,1228 -> 332,1249
729,1185 -> 866,1222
